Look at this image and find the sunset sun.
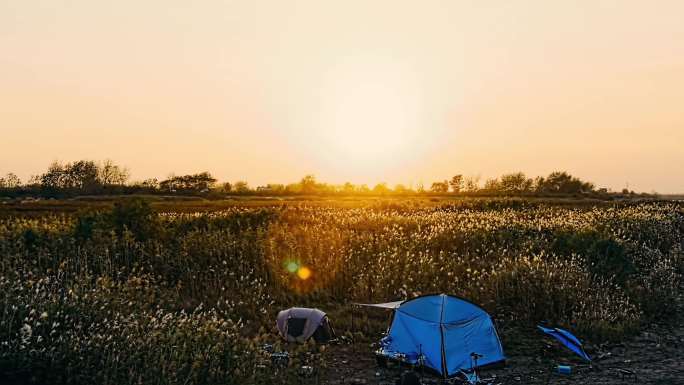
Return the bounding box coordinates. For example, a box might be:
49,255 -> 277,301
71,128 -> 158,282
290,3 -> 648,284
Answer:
306,58 -> 430,180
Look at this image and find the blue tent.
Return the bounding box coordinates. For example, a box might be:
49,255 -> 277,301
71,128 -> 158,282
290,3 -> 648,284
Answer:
379,294 -> 505,378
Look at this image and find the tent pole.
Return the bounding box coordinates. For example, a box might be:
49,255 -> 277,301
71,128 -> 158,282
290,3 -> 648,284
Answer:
439,295 -> 447,379
419,344 -> 424,378
351,304 -> 355,340
351,304 -> 356,358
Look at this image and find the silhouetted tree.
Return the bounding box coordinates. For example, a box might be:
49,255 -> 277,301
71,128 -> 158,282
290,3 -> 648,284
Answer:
27,175 -> 41,187
299,175 -> 318,194
40,161 -> 68,190
430,180 -> 449,193
233,181 -> 251,194
449,175 -> 463,193
160,172 -> 216,192
499,172 -> 533,193
219,182 -> 232,193
342,182 -> 355,194
68,160 -> 100,191
373,183 -> 390,194
463,176 -> 480,192
0,173 -> 21,188
141,178 -> 159,189
265,184 -> 285,193
535,171 -> 594,194
394,184 -> 410,194
39,160 -> 101,193
98,159 -> 129,185
483,178 -> 501,191
20,159 -> 609,198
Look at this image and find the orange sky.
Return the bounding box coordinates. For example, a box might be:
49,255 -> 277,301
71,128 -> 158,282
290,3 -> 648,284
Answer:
1,1 -> 683,193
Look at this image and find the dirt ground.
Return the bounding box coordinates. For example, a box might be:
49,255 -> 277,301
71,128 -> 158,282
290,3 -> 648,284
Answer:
310,321 -> 684,385
2,323 -> 682,385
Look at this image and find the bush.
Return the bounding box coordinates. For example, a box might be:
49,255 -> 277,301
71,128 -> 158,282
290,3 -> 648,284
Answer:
551,230 -> 634,284
109,198 -> 159,241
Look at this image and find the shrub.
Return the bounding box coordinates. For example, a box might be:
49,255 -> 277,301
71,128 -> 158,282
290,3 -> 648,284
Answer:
109,198 -> 159,241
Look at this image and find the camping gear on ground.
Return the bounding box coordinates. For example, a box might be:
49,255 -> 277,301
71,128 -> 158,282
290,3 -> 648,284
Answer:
256,344 -> 290,375
359,294 -> 506,378
556,365 -> 572,375
261,343 -> 290,367
297,365 -> 315,377
396,371 -> 421,385
615,368 -> 637,383
258,342 -> 322,383
276,307 -> 336,343
458,370 -> 479,384
271,351 -> 290,368
537,325 -> 591,362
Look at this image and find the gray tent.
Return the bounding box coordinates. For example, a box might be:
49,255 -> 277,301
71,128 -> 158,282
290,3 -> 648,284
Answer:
276,307 -> 335,343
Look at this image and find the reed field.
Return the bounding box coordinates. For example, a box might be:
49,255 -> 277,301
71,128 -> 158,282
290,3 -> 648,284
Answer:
0,198 -> 682,384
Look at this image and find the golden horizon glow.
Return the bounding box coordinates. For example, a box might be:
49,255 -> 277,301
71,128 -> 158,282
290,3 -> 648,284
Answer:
1,1 -> 683,193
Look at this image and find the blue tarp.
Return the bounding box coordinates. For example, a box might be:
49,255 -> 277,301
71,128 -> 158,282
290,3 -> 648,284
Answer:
382,294 -> 505,377
538,325 -> 591,362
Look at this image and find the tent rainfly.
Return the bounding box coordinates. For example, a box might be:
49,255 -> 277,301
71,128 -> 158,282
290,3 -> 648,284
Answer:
276,307 -> 335,343
538,325 -> 591,361
368,294 -> 505,378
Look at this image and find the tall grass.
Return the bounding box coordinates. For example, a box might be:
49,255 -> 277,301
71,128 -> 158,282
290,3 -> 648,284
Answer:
0,200 -> 681,383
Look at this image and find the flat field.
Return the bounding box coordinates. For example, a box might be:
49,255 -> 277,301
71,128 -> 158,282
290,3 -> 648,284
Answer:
0,197 -> 682,384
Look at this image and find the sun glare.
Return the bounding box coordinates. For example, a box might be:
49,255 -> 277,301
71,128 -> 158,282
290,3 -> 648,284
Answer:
309,58 -> 429,180
296,266 -> 312,280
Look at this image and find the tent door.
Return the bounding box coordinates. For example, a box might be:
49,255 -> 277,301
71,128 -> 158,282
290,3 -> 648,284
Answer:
287,317 -> 307,338
312,318 -> 334,342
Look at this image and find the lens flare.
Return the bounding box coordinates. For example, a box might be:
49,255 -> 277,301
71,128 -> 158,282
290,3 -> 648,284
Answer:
285,261 -> 299,273
297,266 -> 312,280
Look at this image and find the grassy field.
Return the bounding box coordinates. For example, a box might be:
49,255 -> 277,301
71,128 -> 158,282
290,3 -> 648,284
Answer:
0,197 -> 682,384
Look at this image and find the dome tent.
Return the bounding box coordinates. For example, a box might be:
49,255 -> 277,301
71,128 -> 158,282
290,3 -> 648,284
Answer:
276,307 -> 335,343
379,294 -> 505,378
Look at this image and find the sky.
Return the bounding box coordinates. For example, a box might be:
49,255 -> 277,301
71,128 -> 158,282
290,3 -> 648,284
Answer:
1,0 -> 683,193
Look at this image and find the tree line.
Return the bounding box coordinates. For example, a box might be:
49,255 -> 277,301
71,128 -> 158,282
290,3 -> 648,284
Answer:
0,159 -> 643,198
